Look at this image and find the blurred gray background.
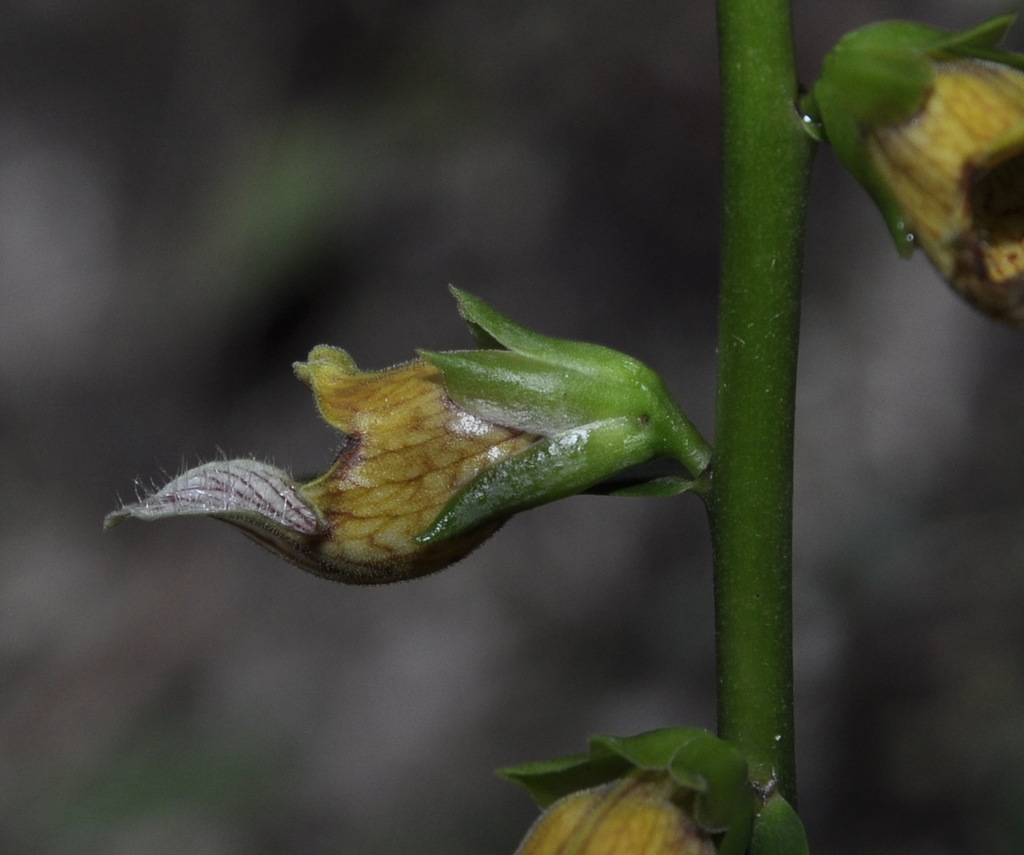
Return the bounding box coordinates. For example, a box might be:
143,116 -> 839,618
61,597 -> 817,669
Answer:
3,0 -> 1024,852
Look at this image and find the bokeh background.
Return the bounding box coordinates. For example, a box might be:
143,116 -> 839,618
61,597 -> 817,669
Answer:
3,0 -> 1024,852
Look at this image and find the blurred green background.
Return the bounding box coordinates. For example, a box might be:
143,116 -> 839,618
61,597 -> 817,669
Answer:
2,0 -> 1024,852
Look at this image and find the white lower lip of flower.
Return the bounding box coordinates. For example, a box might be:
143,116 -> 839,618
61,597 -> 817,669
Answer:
104,459 -> 319,534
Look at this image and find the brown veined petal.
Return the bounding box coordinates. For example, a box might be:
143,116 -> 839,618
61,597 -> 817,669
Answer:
289,348 -> 537,582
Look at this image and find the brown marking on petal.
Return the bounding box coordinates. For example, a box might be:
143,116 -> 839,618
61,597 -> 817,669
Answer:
949,153 -> 1024,324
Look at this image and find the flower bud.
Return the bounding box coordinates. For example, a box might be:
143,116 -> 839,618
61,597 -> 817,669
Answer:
106,290 -> 708,583
503,728 -> 754,855
514,773 -> 715,855
805,15 -> 1024,326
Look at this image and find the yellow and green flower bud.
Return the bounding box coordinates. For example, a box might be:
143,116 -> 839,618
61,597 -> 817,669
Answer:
105,290 -> 710,584
514,773 -> 716,855
503,728 -> 755,855
805,15 -> 1024,326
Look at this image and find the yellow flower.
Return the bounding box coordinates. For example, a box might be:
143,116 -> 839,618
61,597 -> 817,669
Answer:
514,774 -> 715,855
805,16 -> 1024,327
866,60 -> 1024,325
293,347 -> 536,581
105,290 -> 709,584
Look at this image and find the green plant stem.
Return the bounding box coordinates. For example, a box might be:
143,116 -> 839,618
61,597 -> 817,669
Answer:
709,0 -> 814,807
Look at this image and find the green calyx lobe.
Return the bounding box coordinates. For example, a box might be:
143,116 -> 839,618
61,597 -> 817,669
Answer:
501,728 -> 754,852
749,793 -> 810,855
426,288 -> 684,437
804,15 -> 1020,253
415,288 -> 711,544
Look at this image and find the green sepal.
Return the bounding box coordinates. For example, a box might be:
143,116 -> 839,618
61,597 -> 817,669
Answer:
749,793 -> 810,855
500,728 -> 737,803
415,291 -> 714,542
669,731 -> 751,833
449,287 -> 641,371
416,417 -> 655,543
805,14 -> 1021,255
582,457 -> 703,497
416,290 -> 711,544
498,751 -> 632,809
590,728 -> 709,776
424,341 -> 710,471
499,727 -> 754,845
806,26 -> 935,254
931,14 -> 1015,57
427,290 -> 699,442
421,348 -> 623,436
592,474 -> 700,497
